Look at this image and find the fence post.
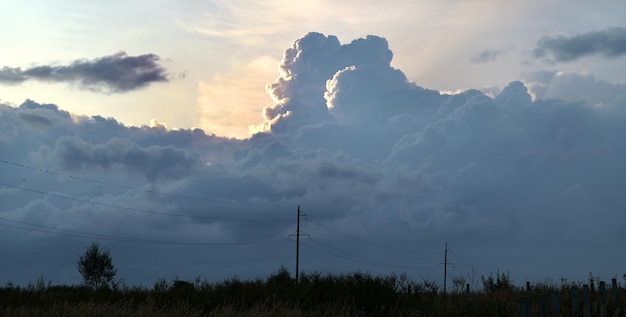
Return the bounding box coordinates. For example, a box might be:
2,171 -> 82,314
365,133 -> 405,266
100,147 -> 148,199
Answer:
612,278 -> 619,308
583,284 -> 591,317
538,295 -> 547,317
520,297 -> 530,317
571,286 -> 580,317
599,281 -> 607,317
552,291 -> 561,316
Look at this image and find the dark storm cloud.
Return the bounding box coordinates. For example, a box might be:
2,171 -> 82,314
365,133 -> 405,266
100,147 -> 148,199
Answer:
0,51 -> 169,92
533,27 -> 626,62
42,136 -> 202,182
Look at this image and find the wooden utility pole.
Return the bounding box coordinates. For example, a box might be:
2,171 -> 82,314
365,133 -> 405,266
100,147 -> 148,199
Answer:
296,206 -> 301,282
441,242 -> 453,295
444,242 -> 448,294
289,206 -> 308,283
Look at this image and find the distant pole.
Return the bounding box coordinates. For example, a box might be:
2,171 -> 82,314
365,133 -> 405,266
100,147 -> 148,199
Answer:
444,242 -> 448,295
296,206 -> 301,283
440,242 -> 454,298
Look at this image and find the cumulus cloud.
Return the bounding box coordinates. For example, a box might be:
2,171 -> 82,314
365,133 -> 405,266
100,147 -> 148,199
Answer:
256,32 -> 395,134
39,136 -> 202,182
0,51 -> 169,93
3,32 -> 626,286
522,70 -> 626,106
533,27 -> 626,62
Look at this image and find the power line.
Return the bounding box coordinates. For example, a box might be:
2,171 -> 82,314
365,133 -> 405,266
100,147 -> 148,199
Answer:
0,217 -> 288,246
0,159 -> 293,209
449,250 -> 476,271
302,242 -> 394,268
0,181 -> 292,223
306,218 -> 438,256
306,239 -> 434,270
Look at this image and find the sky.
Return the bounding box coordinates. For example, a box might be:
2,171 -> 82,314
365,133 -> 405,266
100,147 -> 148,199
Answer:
2,0 -> 626,288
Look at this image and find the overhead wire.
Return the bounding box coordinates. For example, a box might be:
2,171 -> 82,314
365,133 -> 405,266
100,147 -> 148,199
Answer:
304,238 -> 435,270
0,159 -> 293,209
0,217 -> 288,246
301,241 -> 394,268
449,250 -> 477,271
306,218 -> 438,256
0,181 -> 291,223
2,159 -> 450,272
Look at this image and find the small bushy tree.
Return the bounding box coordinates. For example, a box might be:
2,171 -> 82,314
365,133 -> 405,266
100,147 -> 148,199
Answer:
77,242 -> 117,289
481,270 -> 514,293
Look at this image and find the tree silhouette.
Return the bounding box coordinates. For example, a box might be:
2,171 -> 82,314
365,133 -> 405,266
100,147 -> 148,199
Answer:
77,242 -> 117,288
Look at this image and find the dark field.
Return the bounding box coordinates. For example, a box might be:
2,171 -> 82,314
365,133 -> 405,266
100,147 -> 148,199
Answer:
1,269 -> 624,317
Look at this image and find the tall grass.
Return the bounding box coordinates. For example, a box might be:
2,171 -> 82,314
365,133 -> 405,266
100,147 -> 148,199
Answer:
1,268 -> 625,317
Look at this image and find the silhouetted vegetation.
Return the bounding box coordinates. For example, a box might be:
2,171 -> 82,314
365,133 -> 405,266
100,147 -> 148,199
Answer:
1,268 -> 626,316
77,242 -> 117,289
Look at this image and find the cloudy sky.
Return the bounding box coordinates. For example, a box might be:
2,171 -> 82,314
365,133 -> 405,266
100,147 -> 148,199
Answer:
2,0 -> 626,287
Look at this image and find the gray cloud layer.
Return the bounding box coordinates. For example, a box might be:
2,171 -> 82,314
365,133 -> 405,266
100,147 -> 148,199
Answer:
2,32 -> 626,287
534,27 -> 626,62
0,52 -> 169,92
470,49 -> 506,63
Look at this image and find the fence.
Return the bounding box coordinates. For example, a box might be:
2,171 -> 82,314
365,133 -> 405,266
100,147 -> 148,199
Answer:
519,278 -> 623,317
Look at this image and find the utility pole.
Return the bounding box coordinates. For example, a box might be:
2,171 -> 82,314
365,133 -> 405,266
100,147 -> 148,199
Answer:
441,242 -> 454,295
444,242 -> 448,295
289,206 -> 308,283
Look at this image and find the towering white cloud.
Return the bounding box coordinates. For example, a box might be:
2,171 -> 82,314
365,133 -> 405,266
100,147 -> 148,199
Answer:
259,33 -> 397,134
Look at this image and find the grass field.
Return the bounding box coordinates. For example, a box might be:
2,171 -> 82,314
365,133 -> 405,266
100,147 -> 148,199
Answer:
1,269 -> 624,317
